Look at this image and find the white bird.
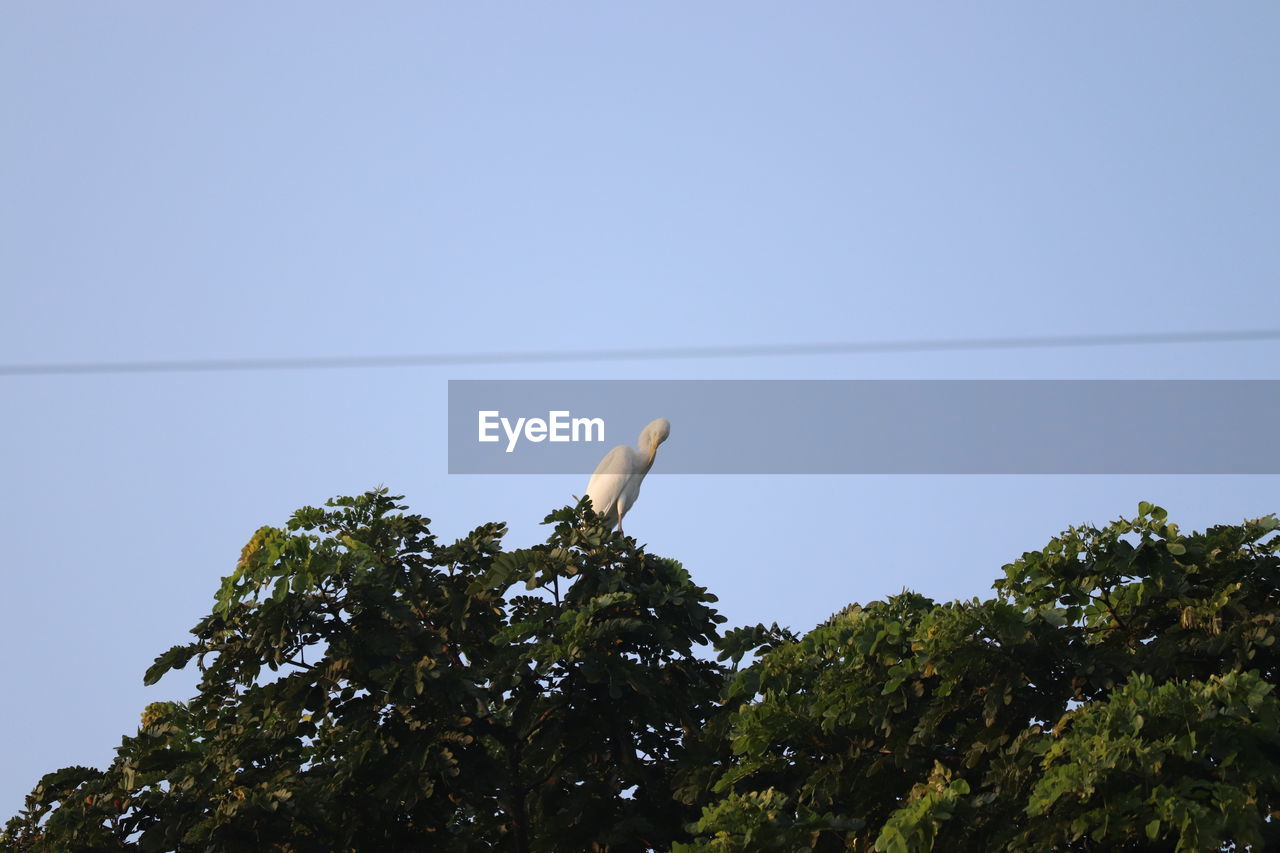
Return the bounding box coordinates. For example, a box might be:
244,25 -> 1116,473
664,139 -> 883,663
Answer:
584,417 -> 671,534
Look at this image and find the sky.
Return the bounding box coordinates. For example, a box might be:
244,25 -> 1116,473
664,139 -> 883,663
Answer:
2,3 -> 1278,821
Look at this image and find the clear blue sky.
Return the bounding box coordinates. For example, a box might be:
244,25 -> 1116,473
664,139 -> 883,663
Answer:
2,3 -> 1278,819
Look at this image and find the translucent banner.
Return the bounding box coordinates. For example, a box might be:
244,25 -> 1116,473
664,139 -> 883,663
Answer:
447,380 -> 1278,474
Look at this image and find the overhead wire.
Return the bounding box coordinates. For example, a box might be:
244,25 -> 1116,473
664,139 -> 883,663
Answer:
1,328 -> 1278,376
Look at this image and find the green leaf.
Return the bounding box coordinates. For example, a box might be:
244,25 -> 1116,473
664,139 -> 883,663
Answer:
144,644 -> 197,686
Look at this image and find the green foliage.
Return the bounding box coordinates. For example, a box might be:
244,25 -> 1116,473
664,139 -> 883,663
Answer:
679,504 -> 1280,852
671,788 -> 863,853
6,497 -> 1280,852
1026,670 -> 1280,851
2,491 -> 724,852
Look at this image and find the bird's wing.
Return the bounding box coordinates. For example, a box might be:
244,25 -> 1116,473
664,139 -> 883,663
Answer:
585,445 -> 633,516
588,445 -> 631,479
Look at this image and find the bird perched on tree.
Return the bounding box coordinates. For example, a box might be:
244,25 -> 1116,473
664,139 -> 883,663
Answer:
584,418 -> 670,534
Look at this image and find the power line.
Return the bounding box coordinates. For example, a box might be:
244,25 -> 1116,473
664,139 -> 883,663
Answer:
2,328 -> 1278,377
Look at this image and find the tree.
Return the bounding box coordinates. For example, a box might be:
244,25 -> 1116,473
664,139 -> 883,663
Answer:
676,504 -> 1280,852
6,496 -> 1280,852
2,491 -> 725,851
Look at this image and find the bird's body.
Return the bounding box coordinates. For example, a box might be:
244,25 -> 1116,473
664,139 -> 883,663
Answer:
584,418 -> 670,533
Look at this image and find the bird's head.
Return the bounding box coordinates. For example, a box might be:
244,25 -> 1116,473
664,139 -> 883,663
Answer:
641,418 -> 671,461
